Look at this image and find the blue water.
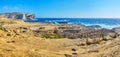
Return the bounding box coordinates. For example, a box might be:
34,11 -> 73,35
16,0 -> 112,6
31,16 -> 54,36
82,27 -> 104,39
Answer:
25,18 -> 120,29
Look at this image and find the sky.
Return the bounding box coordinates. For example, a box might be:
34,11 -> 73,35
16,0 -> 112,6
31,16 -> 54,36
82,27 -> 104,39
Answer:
0,0 -> 120,18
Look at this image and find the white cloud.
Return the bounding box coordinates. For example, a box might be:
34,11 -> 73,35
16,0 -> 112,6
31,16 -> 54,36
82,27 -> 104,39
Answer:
13,7 -> 19,10
2,6 -> 9,10
2,6 -> 20,11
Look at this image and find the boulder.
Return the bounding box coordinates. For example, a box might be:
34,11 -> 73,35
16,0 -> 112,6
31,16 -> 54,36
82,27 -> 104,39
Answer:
103,32 -> 117,40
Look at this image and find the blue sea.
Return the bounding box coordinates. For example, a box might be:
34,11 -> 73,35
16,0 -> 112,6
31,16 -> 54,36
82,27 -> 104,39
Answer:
25,18 -> 120,29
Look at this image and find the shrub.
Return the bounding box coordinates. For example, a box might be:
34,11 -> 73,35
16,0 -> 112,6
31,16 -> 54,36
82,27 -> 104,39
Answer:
0,26 -> 8,32
42,33 -> 64,39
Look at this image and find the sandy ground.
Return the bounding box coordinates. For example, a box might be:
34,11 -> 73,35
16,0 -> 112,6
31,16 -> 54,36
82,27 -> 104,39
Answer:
0,35 -> 120,57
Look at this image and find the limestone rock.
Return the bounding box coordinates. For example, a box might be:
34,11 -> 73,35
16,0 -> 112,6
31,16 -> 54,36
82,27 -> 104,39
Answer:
0,12 -> 35,20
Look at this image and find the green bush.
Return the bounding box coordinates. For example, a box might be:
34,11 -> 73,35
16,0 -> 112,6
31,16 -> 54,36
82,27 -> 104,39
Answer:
42,33 -> 64,39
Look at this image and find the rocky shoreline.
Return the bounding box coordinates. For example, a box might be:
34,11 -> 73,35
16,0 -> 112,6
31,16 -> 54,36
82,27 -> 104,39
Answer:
0,17 -> 120,57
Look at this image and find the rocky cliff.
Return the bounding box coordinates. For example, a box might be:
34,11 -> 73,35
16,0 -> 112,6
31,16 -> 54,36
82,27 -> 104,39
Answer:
0,12 -> 35,20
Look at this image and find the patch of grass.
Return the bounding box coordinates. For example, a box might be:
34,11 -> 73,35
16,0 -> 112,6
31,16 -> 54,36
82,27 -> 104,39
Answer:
42,33 -> 64,39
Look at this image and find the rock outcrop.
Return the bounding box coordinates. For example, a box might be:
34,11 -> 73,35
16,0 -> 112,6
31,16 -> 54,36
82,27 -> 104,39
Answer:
0,12 -> 35,20
54,24 -> 117,40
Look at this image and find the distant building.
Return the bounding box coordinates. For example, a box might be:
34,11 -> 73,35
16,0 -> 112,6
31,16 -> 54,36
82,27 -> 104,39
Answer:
0,12 -> 35,20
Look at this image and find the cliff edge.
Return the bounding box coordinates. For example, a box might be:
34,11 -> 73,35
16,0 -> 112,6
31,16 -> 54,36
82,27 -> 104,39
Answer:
0,12 -> 35,20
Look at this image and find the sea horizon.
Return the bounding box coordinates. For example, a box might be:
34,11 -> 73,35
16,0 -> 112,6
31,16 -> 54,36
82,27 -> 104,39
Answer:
36,17 -> 120,19
25,18 -> 120,29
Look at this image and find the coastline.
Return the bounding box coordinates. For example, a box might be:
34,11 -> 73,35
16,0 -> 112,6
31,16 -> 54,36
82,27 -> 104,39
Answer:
0,17 -> 120,57
26,18 -> 120,29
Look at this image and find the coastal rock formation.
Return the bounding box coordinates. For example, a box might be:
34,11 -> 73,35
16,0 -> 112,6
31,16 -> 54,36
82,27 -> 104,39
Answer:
55,24 -> 116,39
85,25 -> 102,30
0,12 -> 35,20
112,27 -> 120,34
